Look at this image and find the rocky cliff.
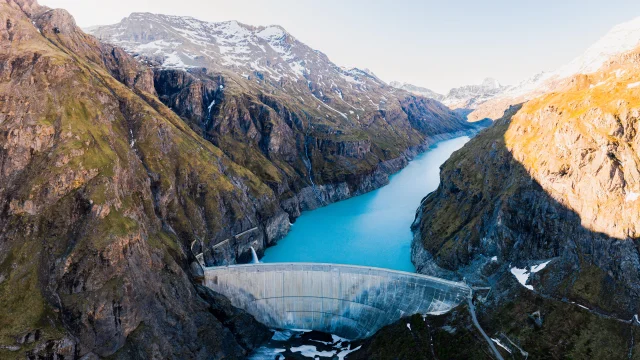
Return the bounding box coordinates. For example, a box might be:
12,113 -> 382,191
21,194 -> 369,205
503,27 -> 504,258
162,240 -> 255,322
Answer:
405,45 -> 640,358
0,1 -> 282,358
150,67 -> 471,219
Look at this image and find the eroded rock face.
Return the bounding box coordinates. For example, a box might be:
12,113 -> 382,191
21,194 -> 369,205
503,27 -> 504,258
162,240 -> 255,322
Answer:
412,47 -> 640,318
88,12 -> 483,221
0,1 -> 275,358
355,284 -> 640,360
152,69 -> 481,220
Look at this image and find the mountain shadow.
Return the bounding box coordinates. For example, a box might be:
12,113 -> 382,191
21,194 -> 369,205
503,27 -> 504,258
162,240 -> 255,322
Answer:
413,104 -> 640,319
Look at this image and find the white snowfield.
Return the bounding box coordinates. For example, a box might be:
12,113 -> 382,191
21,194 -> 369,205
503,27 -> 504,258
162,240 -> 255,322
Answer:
626,191 -> 640,202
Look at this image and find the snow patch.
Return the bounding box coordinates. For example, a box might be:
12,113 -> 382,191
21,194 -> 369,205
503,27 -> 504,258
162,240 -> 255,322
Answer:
331,334 -> 349,344
290,345 -> 335,358
627,82 -> 640,88
491,338 -> 512,354
163,52 -> 191,69
337,345 -> 361,360
510,260 -> 552,290
257,26 -> 286,40
626,192 -> 640,202
270,330 -> 293,341
531,260 -> 551,273
590,81 -> 607,88
510,267 -> 534,290
570,301 -> 591,310
406,323 -> 412,331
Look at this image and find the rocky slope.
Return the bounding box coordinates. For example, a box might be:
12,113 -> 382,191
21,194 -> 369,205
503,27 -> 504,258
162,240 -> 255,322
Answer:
89,13 -> 480,221
356,287 -> 640,359
406,44 -> 640,358
0,0 -> 288,358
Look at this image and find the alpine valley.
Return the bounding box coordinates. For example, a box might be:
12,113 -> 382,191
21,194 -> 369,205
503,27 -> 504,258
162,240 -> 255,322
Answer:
1,0 -> 640,359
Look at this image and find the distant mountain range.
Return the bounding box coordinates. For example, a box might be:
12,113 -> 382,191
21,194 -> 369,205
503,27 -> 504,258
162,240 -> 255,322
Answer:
390,78 -> 506,110
389,81 -> 444,101
393,15 -> 640,121
471,15 -> 640,120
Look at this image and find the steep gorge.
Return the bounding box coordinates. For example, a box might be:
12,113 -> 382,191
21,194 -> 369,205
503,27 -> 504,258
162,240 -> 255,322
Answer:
152,68 -> 477,216
0,0 -> 481,358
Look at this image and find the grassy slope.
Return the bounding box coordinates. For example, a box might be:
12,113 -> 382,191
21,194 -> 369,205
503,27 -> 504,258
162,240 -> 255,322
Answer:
0,2 -> 273,357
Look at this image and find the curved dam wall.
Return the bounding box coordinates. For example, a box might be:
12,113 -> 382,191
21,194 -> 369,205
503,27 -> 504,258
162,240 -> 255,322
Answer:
204,263 -> 471,339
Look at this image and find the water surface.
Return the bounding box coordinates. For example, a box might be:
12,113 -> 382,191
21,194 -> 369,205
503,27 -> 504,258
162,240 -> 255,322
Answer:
262,136 -> 470,272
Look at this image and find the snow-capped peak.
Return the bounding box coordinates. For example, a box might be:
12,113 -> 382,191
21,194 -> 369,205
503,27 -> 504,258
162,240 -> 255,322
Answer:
555,16 -> 640,78
256,25 -> 287,41
88,12 -> 405,120
481,77 -> 502,90
389,81 -> 444,101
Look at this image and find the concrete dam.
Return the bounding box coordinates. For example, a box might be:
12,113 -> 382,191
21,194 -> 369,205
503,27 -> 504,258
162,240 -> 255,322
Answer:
204,263 -> 472,339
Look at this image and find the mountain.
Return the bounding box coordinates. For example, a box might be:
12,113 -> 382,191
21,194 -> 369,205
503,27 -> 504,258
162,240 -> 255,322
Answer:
89,13 -> 410,117
408,37 -> 640,359
441,77 -> 506,109
0,0 -> 278,358
389,81 -> 444,101
88,13 -> 479,217
469,15 -> 640,121
0,2 -> 481,358
391,78 -> 508,112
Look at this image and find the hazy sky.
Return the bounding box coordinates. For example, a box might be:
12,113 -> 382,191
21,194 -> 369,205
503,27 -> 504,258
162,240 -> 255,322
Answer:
40,0 -> 640,93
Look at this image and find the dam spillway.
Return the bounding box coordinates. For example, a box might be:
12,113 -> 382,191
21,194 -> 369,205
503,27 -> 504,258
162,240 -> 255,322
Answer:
204,263 -> 471,339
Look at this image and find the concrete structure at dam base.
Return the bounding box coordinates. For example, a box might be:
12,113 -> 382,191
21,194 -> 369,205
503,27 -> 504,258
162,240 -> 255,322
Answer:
204,263 -> 472,339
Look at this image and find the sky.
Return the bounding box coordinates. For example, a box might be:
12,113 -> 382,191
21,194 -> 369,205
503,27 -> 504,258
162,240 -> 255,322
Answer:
40,0 -> 640,93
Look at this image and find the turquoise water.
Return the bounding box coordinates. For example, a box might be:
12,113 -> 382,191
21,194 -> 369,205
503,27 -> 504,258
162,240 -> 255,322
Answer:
262,136 -> 470,272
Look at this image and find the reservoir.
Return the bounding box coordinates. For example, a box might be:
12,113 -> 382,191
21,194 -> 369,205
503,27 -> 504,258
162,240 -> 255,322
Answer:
261,136 -> 471,272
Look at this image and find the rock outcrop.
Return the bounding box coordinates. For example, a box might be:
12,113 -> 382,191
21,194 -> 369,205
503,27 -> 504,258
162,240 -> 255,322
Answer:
408,45 -> 640,358
0,1 -> 277,358
359,48 -> 640,358
150,68 -> 480,220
